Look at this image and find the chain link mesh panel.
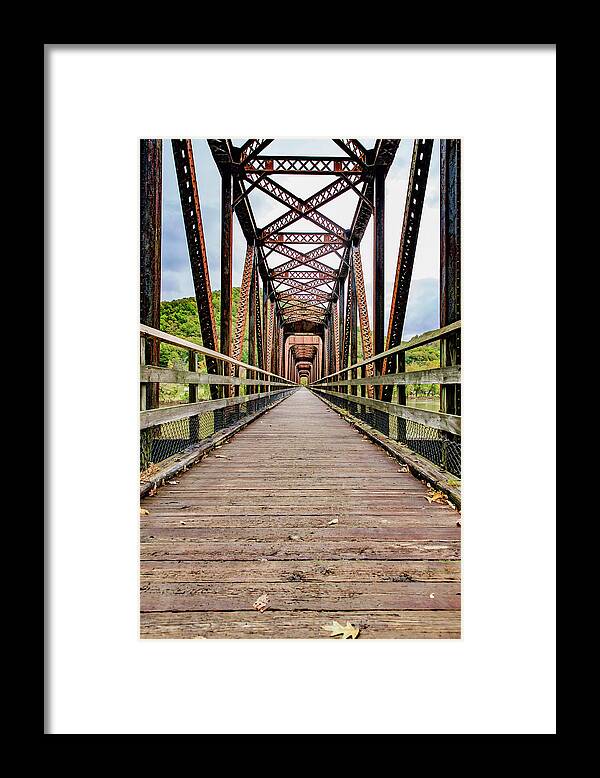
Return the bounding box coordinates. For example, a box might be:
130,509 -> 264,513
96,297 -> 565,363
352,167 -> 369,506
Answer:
313,389 -> 461,478
140,389 -> 295,471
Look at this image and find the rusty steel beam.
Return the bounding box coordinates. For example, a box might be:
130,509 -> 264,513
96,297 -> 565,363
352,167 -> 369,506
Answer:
263,232 -> 347,246
220,168 -> 233,361
244,156 -> 364,175
270,253 -> 338,277
352,245 -> 374,397
140,139 -> 162,410
332,304 -> 340,375
342,267 -> 354,370
273,270 -> 337,282
372,166 -> 385,390
440,139 -> 461,416
258,177 -> 351,239
232,244 -> 254,362
171,140 -> 219,398
268,242 -> 342,266
266,299 -> 275,373
238,139 -> 274,164
332,139 -> 369,165
382,139 -> 434,401
254,257 -> 264,371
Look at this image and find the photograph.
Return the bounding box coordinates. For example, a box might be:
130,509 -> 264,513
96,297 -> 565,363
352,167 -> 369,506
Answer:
139,137 -> 462,639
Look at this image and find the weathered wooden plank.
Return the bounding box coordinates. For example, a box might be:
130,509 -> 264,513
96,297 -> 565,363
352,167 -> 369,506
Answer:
140,366 -> 290,388
140,610 -> 461,639
318,365 -> 461,387
140,387 -> 461,638
140,323 -> 293,382
141,513 -> 459,528
312,388 -> 461,434
140,540 -> 460,561
140,560 -> 461,583
140,388 -> 291,429
140,581 -> 461,612
140,526 -> 460,542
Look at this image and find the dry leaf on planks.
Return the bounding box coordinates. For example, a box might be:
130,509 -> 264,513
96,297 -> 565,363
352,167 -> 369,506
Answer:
321,621 -> 360,639
425,490 -> 446,504
253,594 -> 270,612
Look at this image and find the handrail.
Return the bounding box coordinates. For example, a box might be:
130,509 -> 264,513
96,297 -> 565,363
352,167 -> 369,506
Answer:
140,324 -> 295,384
311,320 -> 461,384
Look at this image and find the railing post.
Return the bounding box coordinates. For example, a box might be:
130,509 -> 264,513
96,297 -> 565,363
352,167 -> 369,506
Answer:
140,335 -> 153,470
188,349 -> 199,443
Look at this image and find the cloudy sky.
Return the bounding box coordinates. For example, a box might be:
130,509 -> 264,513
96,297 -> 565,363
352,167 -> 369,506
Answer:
161,138 -> 440,341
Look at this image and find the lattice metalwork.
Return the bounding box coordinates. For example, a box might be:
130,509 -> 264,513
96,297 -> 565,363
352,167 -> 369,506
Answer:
232,244 -> 254,361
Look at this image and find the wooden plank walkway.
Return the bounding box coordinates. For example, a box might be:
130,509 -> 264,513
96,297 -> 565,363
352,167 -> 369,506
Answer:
140,388 -> 461,638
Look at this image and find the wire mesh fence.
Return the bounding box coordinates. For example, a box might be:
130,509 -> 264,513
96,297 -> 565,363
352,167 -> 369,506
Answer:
313,389 -> 461,478
140,388 -> 295,471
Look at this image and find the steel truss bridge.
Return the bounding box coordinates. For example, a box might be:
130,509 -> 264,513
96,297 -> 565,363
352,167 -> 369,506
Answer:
140,138 -> 461,639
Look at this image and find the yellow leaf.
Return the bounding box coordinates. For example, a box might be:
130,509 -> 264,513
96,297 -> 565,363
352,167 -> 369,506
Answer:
321,620 -> 360,639
327,519 -> 339,526
139,508 -> 149,516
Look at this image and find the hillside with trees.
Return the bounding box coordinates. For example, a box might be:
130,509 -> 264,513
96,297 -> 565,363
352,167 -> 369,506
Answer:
157,294 -> 440,403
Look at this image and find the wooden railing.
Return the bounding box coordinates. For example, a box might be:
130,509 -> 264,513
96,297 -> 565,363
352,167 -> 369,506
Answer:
310,321 -> 461,482
140,325 -> 296,475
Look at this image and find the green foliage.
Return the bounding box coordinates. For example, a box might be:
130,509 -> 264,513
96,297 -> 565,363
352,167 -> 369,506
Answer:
356,328 -> 441,400
158,290 -> 246,404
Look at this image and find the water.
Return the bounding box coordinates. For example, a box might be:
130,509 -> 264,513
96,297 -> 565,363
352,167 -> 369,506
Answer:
406,396 -> 440,412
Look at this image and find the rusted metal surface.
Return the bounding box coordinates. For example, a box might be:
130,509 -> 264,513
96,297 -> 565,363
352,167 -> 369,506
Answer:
440,140 -> 461,416
381,139 -> 433,401
232,244 -> 254,362
373,167 -> 386,380
171,140 -> 219,397
140,139 -> 162,410
351,245 -> 374,398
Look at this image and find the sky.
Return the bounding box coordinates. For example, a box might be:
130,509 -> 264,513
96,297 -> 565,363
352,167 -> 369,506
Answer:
160,138 -> 440,341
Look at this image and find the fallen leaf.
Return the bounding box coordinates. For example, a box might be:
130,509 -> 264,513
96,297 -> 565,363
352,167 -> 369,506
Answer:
321,620 -> 360,639
253,594 -> 270,612
429,593 -> 435,599
289,534 -> 302,541
215,455 -> 229,459
456,521 -> 461,527
167,480 -> 179,485
139,508 -> 149,516
148,487 -> 157,497
425,490 -> 446,504
327,519 -> 339,526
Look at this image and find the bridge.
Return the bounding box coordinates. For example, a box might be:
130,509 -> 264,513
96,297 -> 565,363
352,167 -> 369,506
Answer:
140,138 -> 461,639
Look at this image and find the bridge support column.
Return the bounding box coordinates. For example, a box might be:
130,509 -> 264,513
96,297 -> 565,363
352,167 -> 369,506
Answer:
220,167 -> 233,404
373,166 -> 385,393
440,140 -> 461,417
140,139 -> 162,413
350,266 -> 358,415
140,139 -> 161,469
